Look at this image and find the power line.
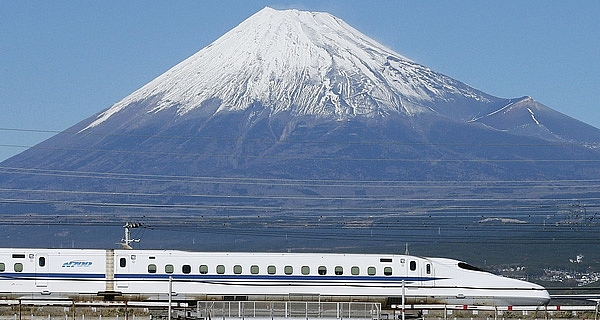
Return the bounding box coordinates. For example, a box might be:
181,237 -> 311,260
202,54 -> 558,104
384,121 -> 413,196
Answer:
3,143 -> 598,162
4,165 -> 600,186
2,124 -> 599,164
0,126 -> 588,147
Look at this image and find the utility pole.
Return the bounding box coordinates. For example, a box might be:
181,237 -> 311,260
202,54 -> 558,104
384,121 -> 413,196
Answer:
120,222 -> 142,249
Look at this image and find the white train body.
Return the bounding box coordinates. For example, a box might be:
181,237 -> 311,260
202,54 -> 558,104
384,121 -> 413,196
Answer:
0,249 -> 550,307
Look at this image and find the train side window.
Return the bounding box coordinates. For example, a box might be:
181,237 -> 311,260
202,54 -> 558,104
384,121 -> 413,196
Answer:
267,265 -> 276,275
409,261 -> 416,271
351,266 -> 359,275
284,266 -> 293,275
250,265 -> 259,274
234,265 -> 242,274
199,265 -> 208,274
14,263 -> 23,272
318,266 -> 327,275
0,263 -> 4,272
148,264 -> 157,273
367,266 -> 376,276
38,257 -> 46,267
216,265 -> 225,274
119,258 -> 126,268
426,264 -> 431,274
165,264 -> 174,274
182,264 -> 191,274
301,266 -> 310,275
384,266 -> 392,276
335,266 -> 343,275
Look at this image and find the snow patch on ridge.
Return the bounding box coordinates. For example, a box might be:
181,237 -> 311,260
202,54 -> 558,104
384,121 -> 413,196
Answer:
527,108 -> 541,125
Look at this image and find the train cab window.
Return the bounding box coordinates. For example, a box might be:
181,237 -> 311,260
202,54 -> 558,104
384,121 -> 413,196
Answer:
335,266 -> 343,275
458,262 -> 488,273
251,265 -> 259,274
301,266 -> 310,275
148,264 -> 157,273
384,266 -> 392,276
38,257 -> 46,267
0,263 -> 4,272
216,265 -> 225,274
351,266 -> 359,275
120,258 -> 127,268
199,265 -> 208,274
284,266 -> 293,275
426,264 -> 431,274
182,264 -> 191,274
318,266 -> 327,275
367,266 -> 376,276
267,265 -> 276,275
409,261 -> 416,271
14,263 -> 23,272
165,264 -> 174,274
234,265 -> 242,274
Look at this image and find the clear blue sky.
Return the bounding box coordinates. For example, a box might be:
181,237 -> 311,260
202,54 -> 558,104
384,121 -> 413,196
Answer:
1,0 -> 599,162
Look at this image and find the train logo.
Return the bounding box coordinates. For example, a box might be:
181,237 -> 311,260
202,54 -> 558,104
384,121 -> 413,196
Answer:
61,260 -> 93,268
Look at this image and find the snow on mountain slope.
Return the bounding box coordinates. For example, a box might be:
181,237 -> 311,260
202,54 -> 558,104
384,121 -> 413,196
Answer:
83,7 -> 497,131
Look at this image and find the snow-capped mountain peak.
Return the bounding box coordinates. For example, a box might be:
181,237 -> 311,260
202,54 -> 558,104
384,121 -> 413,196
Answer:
83,7 -> 494,131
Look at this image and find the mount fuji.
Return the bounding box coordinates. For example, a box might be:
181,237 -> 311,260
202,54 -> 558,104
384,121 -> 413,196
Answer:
1,7 -> 600,252
78,7 -> 597,143
83,7 -> 498,128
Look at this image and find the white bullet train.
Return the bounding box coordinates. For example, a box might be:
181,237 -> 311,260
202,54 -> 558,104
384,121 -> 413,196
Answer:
0,247 -> 550,307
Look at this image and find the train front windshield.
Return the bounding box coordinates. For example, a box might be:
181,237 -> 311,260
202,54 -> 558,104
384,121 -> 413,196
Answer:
457,262 -> 489,273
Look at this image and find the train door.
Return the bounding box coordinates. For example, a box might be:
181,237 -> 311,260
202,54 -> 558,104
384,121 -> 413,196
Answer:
407,259 -> 433,286
116,255 -> 129,289
35,253 -> 48,287
421,261 -> 434,287
407,259 -> 419,283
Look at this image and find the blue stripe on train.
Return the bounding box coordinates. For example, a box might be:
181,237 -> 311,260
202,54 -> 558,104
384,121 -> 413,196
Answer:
115,274 -> 440,282
0,273 -> 442,283
0,273 -> 105,279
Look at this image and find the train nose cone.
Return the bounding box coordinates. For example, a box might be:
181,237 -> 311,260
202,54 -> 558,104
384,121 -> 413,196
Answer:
499,289 -> 550,306
510,282 -> 551,306
529,282 -> 551,305
498,277 -> 550,306
527,290 -> 551,306
537,286 -> 551,305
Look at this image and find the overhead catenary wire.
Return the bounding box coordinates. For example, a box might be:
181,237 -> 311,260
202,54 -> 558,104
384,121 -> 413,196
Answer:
2,165 -> 600,216
0,126 -> 590,148
5,165 -> 600,186
3,144 -> 598,162
1,125 -> 599,164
